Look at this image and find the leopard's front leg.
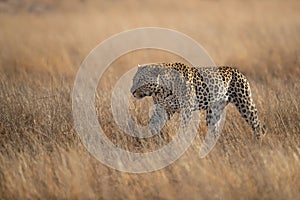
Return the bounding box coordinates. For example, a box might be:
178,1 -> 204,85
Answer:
149,103 -> 171,135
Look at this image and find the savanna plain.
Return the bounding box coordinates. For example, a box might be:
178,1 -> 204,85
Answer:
0,0 -> 299,199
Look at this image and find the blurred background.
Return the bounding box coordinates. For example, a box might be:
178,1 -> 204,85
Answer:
0,0 -> 299,199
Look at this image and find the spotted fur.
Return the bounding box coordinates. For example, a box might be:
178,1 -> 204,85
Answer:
130,63 -> 266,140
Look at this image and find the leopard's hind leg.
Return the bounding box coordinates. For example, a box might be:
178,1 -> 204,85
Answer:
227,72 -> 266,141
199,99 -> 227,157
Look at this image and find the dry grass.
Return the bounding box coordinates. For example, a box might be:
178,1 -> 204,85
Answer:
0,0 -> 299,199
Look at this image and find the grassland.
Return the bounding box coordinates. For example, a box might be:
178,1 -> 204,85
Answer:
0,0 -> 299,199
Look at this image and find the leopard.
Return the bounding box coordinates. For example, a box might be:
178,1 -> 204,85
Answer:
130,62 -> 266,141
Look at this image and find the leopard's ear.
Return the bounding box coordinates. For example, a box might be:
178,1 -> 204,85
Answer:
137,64 -> 141,68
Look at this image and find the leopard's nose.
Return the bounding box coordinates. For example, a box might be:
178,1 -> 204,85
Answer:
132,91 -> 136,97
130,86 -> 136,94
132,90 -> 138,98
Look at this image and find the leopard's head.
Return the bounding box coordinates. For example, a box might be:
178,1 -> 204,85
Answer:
130,64 -> 165,99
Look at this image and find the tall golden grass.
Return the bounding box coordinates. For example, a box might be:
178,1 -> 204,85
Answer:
0,0 -> 299,199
